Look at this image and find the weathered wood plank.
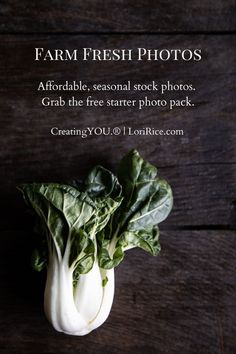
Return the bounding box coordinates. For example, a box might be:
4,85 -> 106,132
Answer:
0,230 -> 235,354
0,35 -> 235,226
2,163 -> 236,228
0,1 -> 235,33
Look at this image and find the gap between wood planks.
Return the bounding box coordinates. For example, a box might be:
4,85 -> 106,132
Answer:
161,225 -> 236,231
0,31 -> 235,36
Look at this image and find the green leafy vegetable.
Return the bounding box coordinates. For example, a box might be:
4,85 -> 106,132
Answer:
19,150 -> 173,336
97,150 -> 173,269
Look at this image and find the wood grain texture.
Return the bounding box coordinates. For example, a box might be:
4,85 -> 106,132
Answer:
0,1 -> 235,33
0,35 -> 235,227
0,30 -> 236,354
0,230 -> 235,354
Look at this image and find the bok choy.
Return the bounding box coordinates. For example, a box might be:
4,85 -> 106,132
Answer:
19,150 -> 173,336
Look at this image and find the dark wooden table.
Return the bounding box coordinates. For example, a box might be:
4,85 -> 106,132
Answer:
0,2 -> 235,354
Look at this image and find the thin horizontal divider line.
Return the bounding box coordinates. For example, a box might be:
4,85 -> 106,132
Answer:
0,31 -> 235,36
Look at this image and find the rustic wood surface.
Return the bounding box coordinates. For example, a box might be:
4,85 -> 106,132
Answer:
0,230 -> 235,354
0,35 -> 235,228
0,1 -> 235,33
0,6 -> 235,354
